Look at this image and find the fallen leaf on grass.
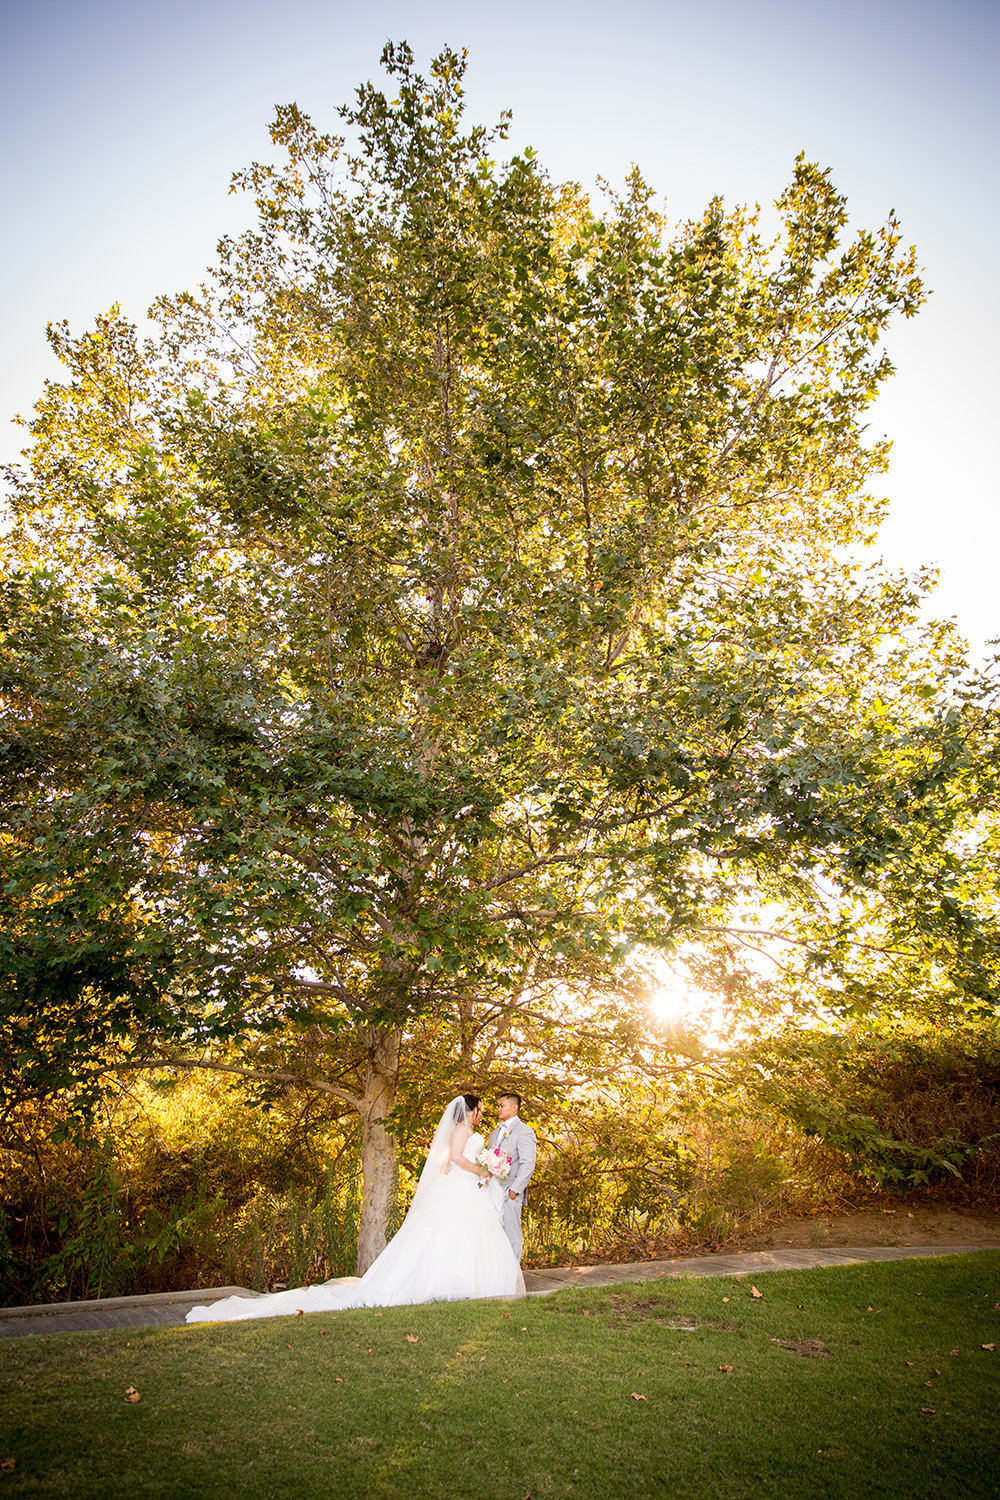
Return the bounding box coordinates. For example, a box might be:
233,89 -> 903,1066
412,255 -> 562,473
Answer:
750,1287 -> 763,1299
366,1348 -> 373,1356
334,1378 -> 344,1384
924,1381 -> 933,1387
905,1362 -> 914,1367
719,1364 -> 733,1373
1,1459 -> 16,1470
949,1349 -> 959,1357
721,1297 -> 729,1304
684,1362 -> 691,1368
124,1387 -> 141,1404
920,1407 -> 936,1414
406,1335 -> 419,1344
982,1344 -> 996,1352
630,1393 -> 647,1401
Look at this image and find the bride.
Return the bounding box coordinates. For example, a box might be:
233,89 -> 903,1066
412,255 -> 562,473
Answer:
186,1094 -> 525,1322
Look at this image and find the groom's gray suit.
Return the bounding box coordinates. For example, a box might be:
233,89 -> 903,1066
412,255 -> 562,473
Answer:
488,1115 -> 536,1261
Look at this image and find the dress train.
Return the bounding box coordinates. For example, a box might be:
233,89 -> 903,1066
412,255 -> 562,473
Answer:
186,1132 -> 524,1323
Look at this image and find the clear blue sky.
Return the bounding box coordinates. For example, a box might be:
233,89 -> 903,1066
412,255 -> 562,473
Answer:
3,0 -> 997,652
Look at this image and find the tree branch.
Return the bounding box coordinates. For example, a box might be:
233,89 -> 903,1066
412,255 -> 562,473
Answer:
109,1056 -> 362,1109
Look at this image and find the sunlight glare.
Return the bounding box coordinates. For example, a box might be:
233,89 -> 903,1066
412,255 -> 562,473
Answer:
650,976 -> 690,1025
645,957 -> 729,1050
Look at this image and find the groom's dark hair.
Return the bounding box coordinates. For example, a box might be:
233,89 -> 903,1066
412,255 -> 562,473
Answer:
499,1092 -> 522,1111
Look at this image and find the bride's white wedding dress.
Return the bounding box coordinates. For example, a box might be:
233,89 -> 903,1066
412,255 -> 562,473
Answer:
186,1124 -> 524,1323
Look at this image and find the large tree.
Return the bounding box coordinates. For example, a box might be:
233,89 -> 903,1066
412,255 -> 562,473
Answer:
2,43 -> 986,1268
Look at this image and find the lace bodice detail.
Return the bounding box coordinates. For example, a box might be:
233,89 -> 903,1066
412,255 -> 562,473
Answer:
463,1131 -> 484,1163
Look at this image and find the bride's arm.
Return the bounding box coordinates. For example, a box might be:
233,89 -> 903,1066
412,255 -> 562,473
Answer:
449,1123 -> 481,1174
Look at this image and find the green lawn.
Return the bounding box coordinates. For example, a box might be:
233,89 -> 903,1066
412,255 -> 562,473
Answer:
2,1253 -> 998,1498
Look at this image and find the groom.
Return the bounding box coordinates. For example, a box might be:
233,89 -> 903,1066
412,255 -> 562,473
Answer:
488,1093 -> 536,1262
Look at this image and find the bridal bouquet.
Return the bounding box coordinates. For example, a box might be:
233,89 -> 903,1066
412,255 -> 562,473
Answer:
476,1145 -> 512,1181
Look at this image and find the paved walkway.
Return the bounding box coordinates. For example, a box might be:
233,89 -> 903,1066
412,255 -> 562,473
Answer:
1,1245 -> 991,1339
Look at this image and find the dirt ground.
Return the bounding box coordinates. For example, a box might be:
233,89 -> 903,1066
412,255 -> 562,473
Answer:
739,1204 -> 1000,1251
526,1202 -> 1000,1272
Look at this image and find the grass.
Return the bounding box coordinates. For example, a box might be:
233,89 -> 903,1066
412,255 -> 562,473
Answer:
1,1253 -> 998,1498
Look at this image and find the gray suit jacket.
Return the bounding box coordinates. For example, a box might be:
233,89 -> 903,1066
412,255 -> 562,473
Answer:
488,1117 -> 536,1201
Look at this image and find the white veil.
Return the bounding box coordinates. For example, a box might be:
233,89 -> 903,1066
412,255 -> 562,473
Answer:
406,1096 -> 471,1219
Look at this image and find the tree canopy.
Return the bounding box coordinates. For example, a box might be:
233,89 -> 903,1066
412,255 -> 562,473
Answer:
3,42 -> 996,1269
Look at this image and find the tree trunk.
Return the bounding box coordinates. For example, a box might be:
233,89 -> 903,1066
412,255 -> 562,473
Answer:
354,1025 -> 402,1274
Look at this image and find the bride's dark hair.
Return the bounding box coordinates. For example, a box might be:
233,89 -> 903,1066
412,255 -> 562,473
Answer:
446,1093 -> 481,1126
